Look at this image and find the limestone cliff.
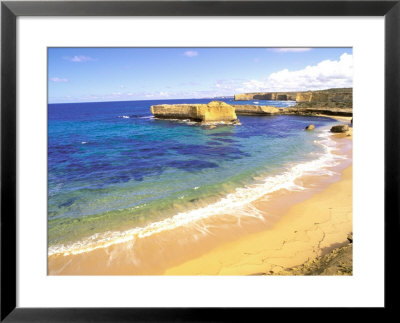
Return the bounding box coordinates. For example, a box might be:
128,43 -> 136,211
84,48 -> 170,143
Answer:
151,101 -> 237,122
232,105 -> 280,115
234,88 -> 352,116
295,88 -> 352,107
282,106 -> 352,117
151,88 -> 352,122
234,92 -> 297,101
235,88 -> 352,106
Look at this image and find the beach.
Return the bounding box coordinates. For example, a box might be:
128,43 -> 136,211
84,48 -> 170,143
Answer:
164,124 -> 352,275
164,164 -> 352,275
48,121 -> 352,275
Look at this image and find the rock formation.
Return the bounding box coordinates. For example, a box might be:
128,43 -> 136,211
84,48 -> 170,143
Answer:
152,88 -> 353,122
330,125 -> 349,133
232,105 -> 280,115
282,106 -> 352,117
235,88 -> 352,108
234,92 -> 297,101
295,88 -> 352,107
150,101 -> 237,122
305,124 -> 315,131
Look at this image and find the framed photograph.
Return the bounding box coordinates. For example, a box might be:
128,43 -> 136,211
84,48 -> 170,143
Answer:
1,0 -> 398,320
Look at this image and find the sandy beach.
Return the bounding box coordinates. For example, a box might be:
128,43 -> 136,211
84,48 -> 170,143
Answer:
315,114 -> 352,123
164,126 -> 353,275
164,164 -> 352,275
48,128 -> 352,275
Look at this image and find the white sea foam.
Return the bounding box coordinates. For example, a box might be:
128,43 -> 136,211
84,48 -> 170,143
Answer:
118,115 -> 130,119
48,130 -> 347,257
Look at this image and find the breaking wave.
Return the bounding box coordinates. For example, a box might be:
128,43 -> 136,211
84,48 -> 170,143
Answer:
48,130 -> 345,256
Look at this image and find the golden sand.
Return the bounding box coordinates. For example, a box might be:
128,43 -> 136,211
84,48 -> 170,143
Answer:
49,162 -> 352,275
48,127 -> 352,276
164,165 -> 352,275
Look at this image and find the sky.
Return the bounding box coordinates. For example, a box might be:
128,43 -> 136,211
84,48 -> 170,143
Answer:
48,47 -> 353,103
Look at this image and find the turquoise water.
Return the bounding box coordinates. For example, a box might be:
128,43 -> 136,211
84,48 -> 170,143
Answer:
48,98 -> 339,253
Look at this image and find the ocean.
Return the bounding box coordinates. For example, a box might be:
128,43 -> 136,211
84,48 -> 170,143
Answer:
48,98 -> 343,256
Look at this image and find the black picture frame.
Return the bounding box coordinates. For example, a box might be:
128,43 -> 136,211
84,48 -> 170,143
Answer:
1,0 -> 399,321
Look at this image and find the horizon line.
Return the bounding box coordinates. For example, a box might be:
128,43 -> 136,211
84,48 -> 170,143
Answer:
48,96 -> 235,105
48,87 -> 352,105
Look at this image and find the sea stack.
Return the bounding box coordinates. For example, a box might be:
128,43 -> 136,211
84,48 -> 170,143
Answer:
151,101 -> 237,123
232,105 -> 280,115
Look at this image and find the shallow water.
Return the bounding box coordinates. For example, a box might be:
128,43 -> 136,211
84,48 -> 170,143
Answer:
48,98 -> 340,254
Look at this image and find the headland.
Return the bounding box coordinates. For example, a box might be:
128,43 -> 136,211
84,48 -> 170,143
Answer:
151,88 -> 353,120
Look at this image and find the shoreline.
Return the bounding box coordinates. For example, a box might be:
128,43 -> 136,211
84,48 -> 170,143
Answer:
315,114 -> 353,122
164,164 -> 352,275
48,127 -> 352,275
317,114 -> 352,122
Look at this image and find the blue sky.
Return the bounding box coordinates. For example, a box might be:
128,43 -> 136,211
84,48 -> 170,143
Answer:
48,47 -> 352,103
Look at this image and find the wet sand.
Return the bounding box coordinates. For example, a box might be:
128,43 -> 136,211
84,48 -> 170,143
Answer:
164,164 -> 352,275
165,127 -> 353,275
48,127 -> 352,276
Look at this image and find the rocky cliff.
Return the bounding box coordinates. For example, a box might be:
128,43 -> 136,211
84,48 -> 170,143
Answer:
151,101 -> 237,122
281,106 -> 352,117
234,92 -> 297,101
152,88 -> 353,121
295,88 -> 352,106
235,88 -> 352,105
234,88 -> 352,116
232,105 -> 280,115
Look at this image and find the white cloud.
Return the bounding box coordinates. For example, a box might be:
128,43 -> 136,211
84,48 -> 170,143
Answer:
183,51 -> 198,58
270,48 -> 312,53
50,53 -> 352,103
50,77 -> 68,82
235,53 -> 353,93
268,53 -> 352,90
63,55 -> 95,62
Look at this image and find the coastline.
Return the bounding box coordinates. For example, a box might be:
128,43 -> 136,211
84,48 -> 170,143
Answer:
163,123 -> 353,275
317,114 -> 352,122
48,127 -> 352,275
164,164 -> 352,275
